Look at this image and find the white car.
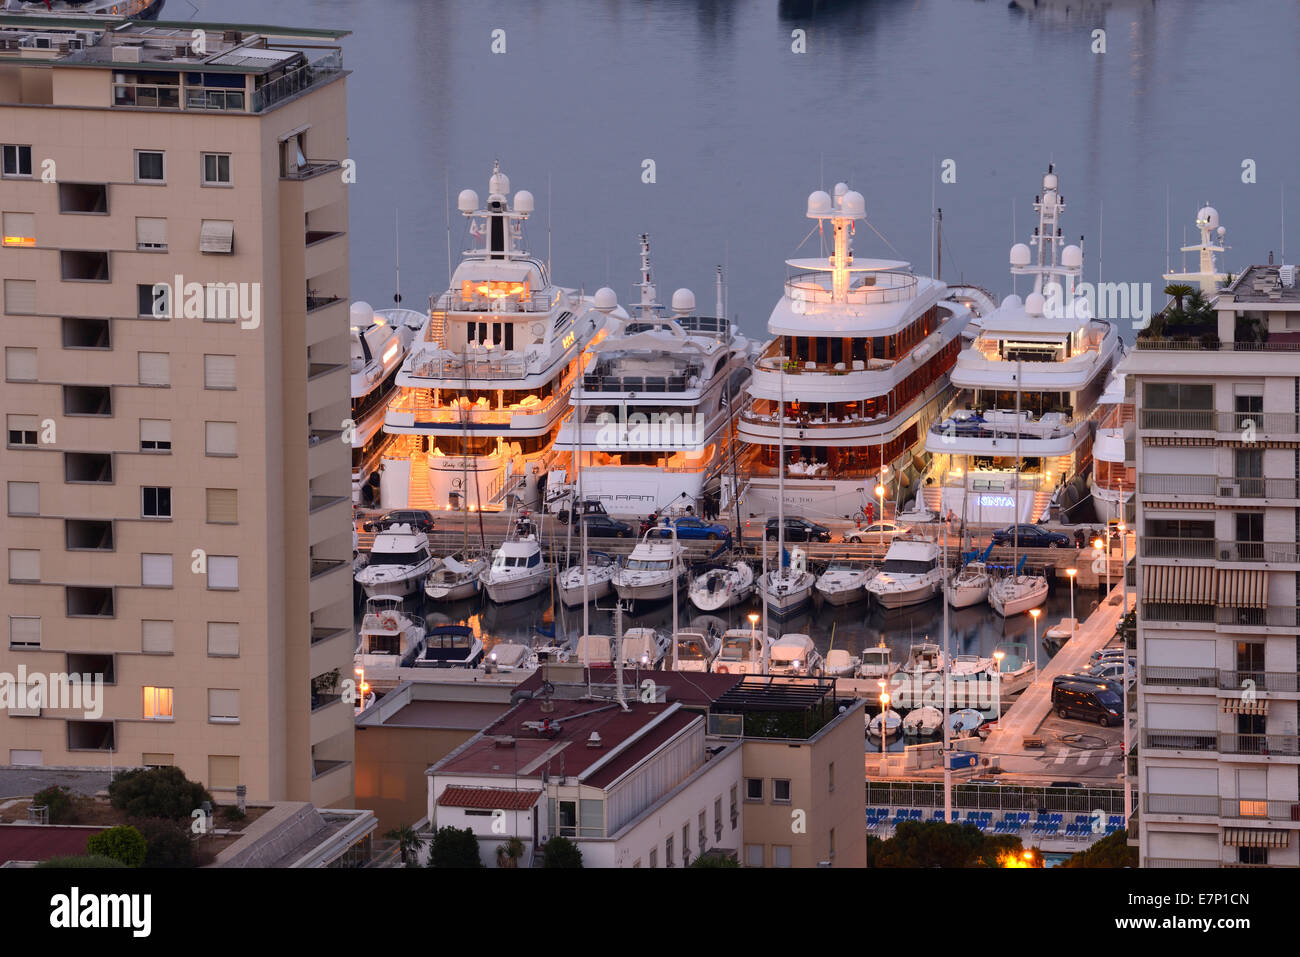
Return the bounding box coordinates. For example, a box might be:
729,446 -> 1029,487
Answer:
845,521 -> 910,544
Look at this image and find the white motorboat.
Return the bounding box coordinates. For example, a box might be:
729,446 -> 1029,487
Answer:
988,573 -> 1048,617
424,552 -> 488,602
768,633 -> 824,677
689,561 -> 755,612
946,561 -> 990,609
1043,618 -> 1077,650
868,709 -> 903,738
948,654 -> 995,678
356,596 -> 426,671
621,627 -> 671,669
354,524 -> 435,599
613,534 -> 685,605
711,628 -> 771,676
902,705 -> 943,737
573,634 -> 617,666
481,515 -> 553,603
815,558 -> 878,606
866,539 -> 943,609
557,551 -> 618,606
484,642 -> 534,672
900,641 -> 945,678
991,641 -> 1036,696
669,629 -> 721,672
950,708 -> 985,736
757,547 -> 815,617
857,642 -> 898,680
411,624 -> 484,669
823,649 -> 857,677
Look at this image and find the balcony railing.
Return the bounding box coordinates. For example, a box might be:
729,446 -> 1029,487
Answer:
309,494 -> 350,513
307,295 -> 344,313
1140,409 -> 1214,431
1140,666 -> 1217,688
1139,537 -> 1214,559
1220,733 -> 1300,756
1216,411 -> 1300,435
1219,669 -> 1300,693
756,354 -> 896,374
433,290 -> 554,314
1140,603 -> 1215,623
285,161 -> 342,182
1217,606 -> 1300,630
410,351 -> 529,381
310,558 -> 348,579
1217,477 -> 1300,500
1144,793 -> 1218,815
1135,337 -> 1300,353
1143,857 -> 1221,868
252,51 -> 344,113
1221,798 -> 1300,820
1139,473 -> 1216,496
785,268 -> 918,307
1143,729 -> 1217,751
1217,541 -> 1300,564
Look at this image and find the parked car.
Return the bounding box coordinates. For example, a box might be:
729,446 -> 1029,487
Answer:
765,517 -> 831,543
1089,647 -> 1129,664
1087,660 -> 1135,680
555,498 -> 608,525
1051,680 -> 1123,727
845,521 -> 910,544
363,509 -> 435,533
652,516 -> 730,541
579,513 -> 634,538
1053,673 -> 1124,696
992,523 -> 1072,549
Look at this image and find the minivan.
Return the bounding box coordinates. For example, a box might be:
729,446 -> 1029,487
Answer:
1053,672 -> 1124,696
1051,680 -> 1123,727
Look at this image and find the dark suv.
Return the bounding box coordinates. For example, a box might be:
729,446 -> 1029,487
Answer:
363,509 -> 435,533
556,498 -> 608,525
765,517 -> 831,542
580,514 -> 633,538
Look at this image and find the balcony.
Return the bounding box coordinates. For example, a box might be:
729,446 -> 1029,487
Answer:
1143,857 -> 1221,868
1139,537 -> 1214,560
1139,409 -> 1214,431
1215,411 -> 1300,437
310,558 -> 348,579
1220,798 -> 1300,821
1140,666 -> 1217,688
1138,473 -> 1215,496
1140,603 -> 1215,624
1144,793 -> 1218,815
1220,733 -> 1300,757
1142,729 -> 1217,752
1216,477 -> 1300,500
1219,669 -> 1300,693
1216,541 -> 1300,565
285,162 -> 343,183
251,51 -> 344,112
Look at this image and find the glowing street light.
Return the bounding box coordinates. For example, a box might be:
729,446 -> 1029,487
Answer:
878,690 -> 891,763
748,612 -> 760,636
1065,568 -> 1077,638
874,483 -> 886,546
1029,607 -> 1041,674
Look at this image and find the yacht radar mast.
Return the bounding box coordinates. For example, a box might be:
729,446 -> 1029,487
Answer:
805,182 -> 866,302
457,160 -> 536,267
1163,204 -> 1229,294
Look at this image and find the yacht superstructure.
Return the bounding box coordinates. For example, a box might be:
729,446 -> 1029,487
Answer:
381,162 -> 613,510
1089,369 -> 1135,523
738,182 -> 971,520
924,165 -> 1122,526
551,236 -> 752,516
350,302 -> 422,504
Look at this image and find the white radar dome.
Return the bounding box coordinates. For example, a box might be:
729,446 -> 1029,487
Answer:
1001,293 -> 1023,310
1024,292 -> 1046,316
458,189 -> 479,213
1009,243 -> 1031,267
806,190 -> 832,217
840,190 -> 866,218
1198,206 -> 1220,230
593,287 -> 618,312
489,169 -> 510,196
1043,172 -> 1059,190
671,288 -> 696,314
513,190 -> 534,214
350,301 -> 375,326
1217,226 -> 1226,237
1061,244 -> 1083,269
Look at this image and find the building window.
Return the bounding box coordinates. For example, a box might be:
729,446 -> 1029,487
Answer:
730,784 -> 738,827
745,778 -> 763,802
205,421 -> 237,457
142,753 -> 174,768
140,553 -> 173,588
141,486 -> 171,519
648,848 -> 657,869
208,755 -> 239,790
65,586 -> 114,618
138,283 -> 167,318
136,217 -> 167,251
63,385 -> 112,417
2,211 -> 35,247
8,549 -> 40,583
744,844 -> 763,868
6,347 -> 36,381
7,415 -> 39,448
9,616 -> 41,649
208,689 -> 239,723
139,419 -> 171,452
205,488 -> 238,524
65,452 -> 113,484
201,152 -> 232,186
1237,846 -> 1268,866
113,72 -> 180,109
65,519 -> 113,551
665,835 -> 674,868
59,250 -> 110,282
207,622 -> 239,658
7,481 -> 39,516
772,845 -> 792,868
143,686 -> 173,720
558,800 -> 576,838
199,219 -> 234,254
204,354 -> 236,390
135,150 -> 164,183
62,316 -> 111,349
773,779 -> 792,804
57,183 -> 108,215
141,620 -> 174,654
4,279 -> 36,314
2,144 -> 32,178
207,555 -> 238,590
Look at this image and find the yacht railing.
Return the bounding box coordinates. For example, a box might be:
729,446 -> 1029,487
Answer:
756,354 -> 896,374
583,373 -> 695,393
410,350 -> 530,380
434,290 -> 555,313
785,269 -> 918,306
387,390 -> 560,425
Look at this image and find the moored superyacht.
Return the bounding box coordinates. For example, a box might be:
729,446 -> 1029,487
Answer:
350,301 -> 423,504
737,181 -> 972,521
381,162 -> 615,511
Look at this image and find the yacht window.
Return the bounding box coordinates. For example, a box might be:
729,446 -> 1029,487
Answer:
526,553 -> 540,568
720,639 -> 748,660
370,549 -> 426,567
882,559 -> 936,574
677,642 -> 704,660
625,558 -> 672,571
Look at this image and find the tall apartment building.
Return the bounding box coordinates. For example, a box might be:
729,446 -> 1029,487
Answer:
1,17 -> 356,806
1128,262 -> 1300,867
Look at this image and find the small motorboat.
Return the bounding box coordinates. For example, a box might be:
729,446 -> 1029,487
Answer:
866,539 -> 943,609
1043,618 -> 1076,651
902,705 -> 944,737
991,641 -> 1036,696
669,629 -> 721,672
868,708 -> 903,738
857,641 -> 898,680
950,708 -> 985,736
557,551 -> 617,606
689,561 -> 755,611
621,627 -> 670,669
355,524 -> 435,599
356,596 -> 426,671
712,628 -> 771,676
613,534 -> 685,605
424,552 -> 488,603
768,633 -> 824,677
412,624 -> 484,669
899,641 -> 945,678
481,515 -> 553,603
815,558 -> 878,606
824,649 -> 857,677
483,642 -> 533,672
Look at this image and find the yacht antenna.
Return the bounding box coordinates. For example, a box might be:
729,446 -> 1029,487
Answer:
1098,201 -> 1103,287
1165,185 -> 1171,274
444,171 -> 452,289
935,207 -> 943,281
613,600 -> 628,711
942,509 -> 952,823
930,158 -> 937,277
394,209 -> 402,304
547,172 -> 553,277
715,264 -> 724,324
1282,185 -> 1287,264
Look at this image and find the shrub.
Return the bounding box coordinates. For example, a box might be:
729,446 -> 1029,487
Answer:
542,835 -> 583,868
134,817 -> 198,868
108,766 -> 211,821
427,826 -> 483,868
36,854 -> 127,869
86,825 -> 147,868
219,804 -> 246,823
32,785 -> 75,824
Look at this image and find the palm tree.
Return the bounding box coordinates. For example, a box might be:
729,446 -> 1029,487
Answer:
385,826 -> 427,867
1164,283 -> 1194,316
495,836 -> 525,868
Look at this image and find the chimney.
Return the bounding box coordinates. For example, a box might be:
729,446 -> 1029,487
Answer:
586,732 -> 603,748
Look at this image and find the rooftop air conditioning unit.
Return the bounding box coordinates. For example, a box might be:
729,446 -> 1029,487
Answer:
1281,265 -> 1297,288
111,44 -> 142,63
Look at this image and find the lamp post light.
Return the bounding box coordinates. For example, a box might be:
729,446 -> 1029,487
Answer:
1029,608 -> 1041,675
875,483 -> 886,547
1094,536 -> 1109,598
879,690 -> 891,765
748,612 -> 759,637
1118,521 -> 1129,613
1065,567 -> 1077,638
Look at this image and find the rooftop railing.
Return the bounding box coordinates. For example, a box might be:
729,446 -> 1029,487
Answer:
251,50 -> 343,112
785,268 -> 918,307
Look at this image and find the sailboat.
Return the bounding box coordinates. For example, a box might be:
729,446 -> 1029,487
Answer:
756,353 -> 815,616
945,560 -> 990,608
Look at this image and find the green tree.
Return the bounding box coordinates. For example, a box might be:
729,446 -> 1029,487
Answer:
386,825 -> 427,866
869,821 -> 1025,868
689,853 -> 739,868
1163,283 -> 1194,317
542,835 -> 584,868
1060,829 -> 1137,868
36,854 -> 128,869
108,766 -> 212,821
134,817 -> 198,868
495,836 -> 525,868
86,825 -> 147,868
427,826 -> 484,868
31,785 -> 75,824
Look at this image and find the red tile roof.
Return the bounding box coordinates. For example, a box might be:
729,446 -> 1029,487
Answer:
437,786 -> 541,811
0,824 -> 105,863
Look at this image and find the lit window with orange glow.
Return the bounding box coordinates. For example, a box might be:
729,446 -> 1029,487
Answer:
464,279 -> 530,300
143,686 -> 174,720
2,212 -> 35,247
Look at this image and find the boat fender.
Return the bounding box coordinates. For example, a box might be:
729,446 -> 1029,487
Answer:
716,665 -> 729,674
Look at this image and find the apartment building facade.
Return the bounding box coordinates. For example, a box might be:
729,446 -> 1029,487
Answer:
1128,264 -> 1300,867
1,17 -> 356,805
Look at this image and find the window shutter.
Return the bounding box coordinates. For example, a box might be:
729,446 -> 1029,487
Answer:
208,688 -> 239,720
3,279 -> 35,314
204,354 -> 236,389
5,347 -> 36,381
135,217 -> 166,248
208,755 -> 238,788
7,414 -> 39,432
7,481 -> 39,515
141,553 -> 173,587
140,418 -> 170,444
208,555 -> 238,589
9,616 -> 41,647
8,549 -> 39,581
141,619 -> 174,653
205,488 -> 237,524
205,421 -> 237,456
207,622 -> 239,657
3,212 -> 35,243
138,351 -> 169,386
199,219 -> 234,254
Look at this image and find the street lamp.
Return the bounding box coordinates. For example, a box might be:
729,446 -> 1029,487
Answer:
878,690 -> 891,765
1029,608 -> 1041,675
875,483 -> 886,546
1117,521 -> 1129,612
1065,568 -> 1077,638
748,612 -> 759,637
992,648 -> 1006,717
1094,536 -> 1109,598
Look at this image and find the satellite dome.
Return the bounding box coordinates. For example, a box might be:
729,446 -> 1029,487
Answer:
1024,292 -> 1046,316
1043,172 -> 1059,191
350,301 -> 375,326
671,288 -> 696,314
840,190 -> 866,218
1009,243 -> 1032,267
1061,244 -> 1083,269
513,190 -> 534,214
1001,293 -> 1024,310
593,287 -> 618,312
1197,205 -> 1219,230
1217,226 -> 1226,237
458,189 -> 479,213
833,182 -> 849,197
806,190 -> 833,217
489,169 -> 510,196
